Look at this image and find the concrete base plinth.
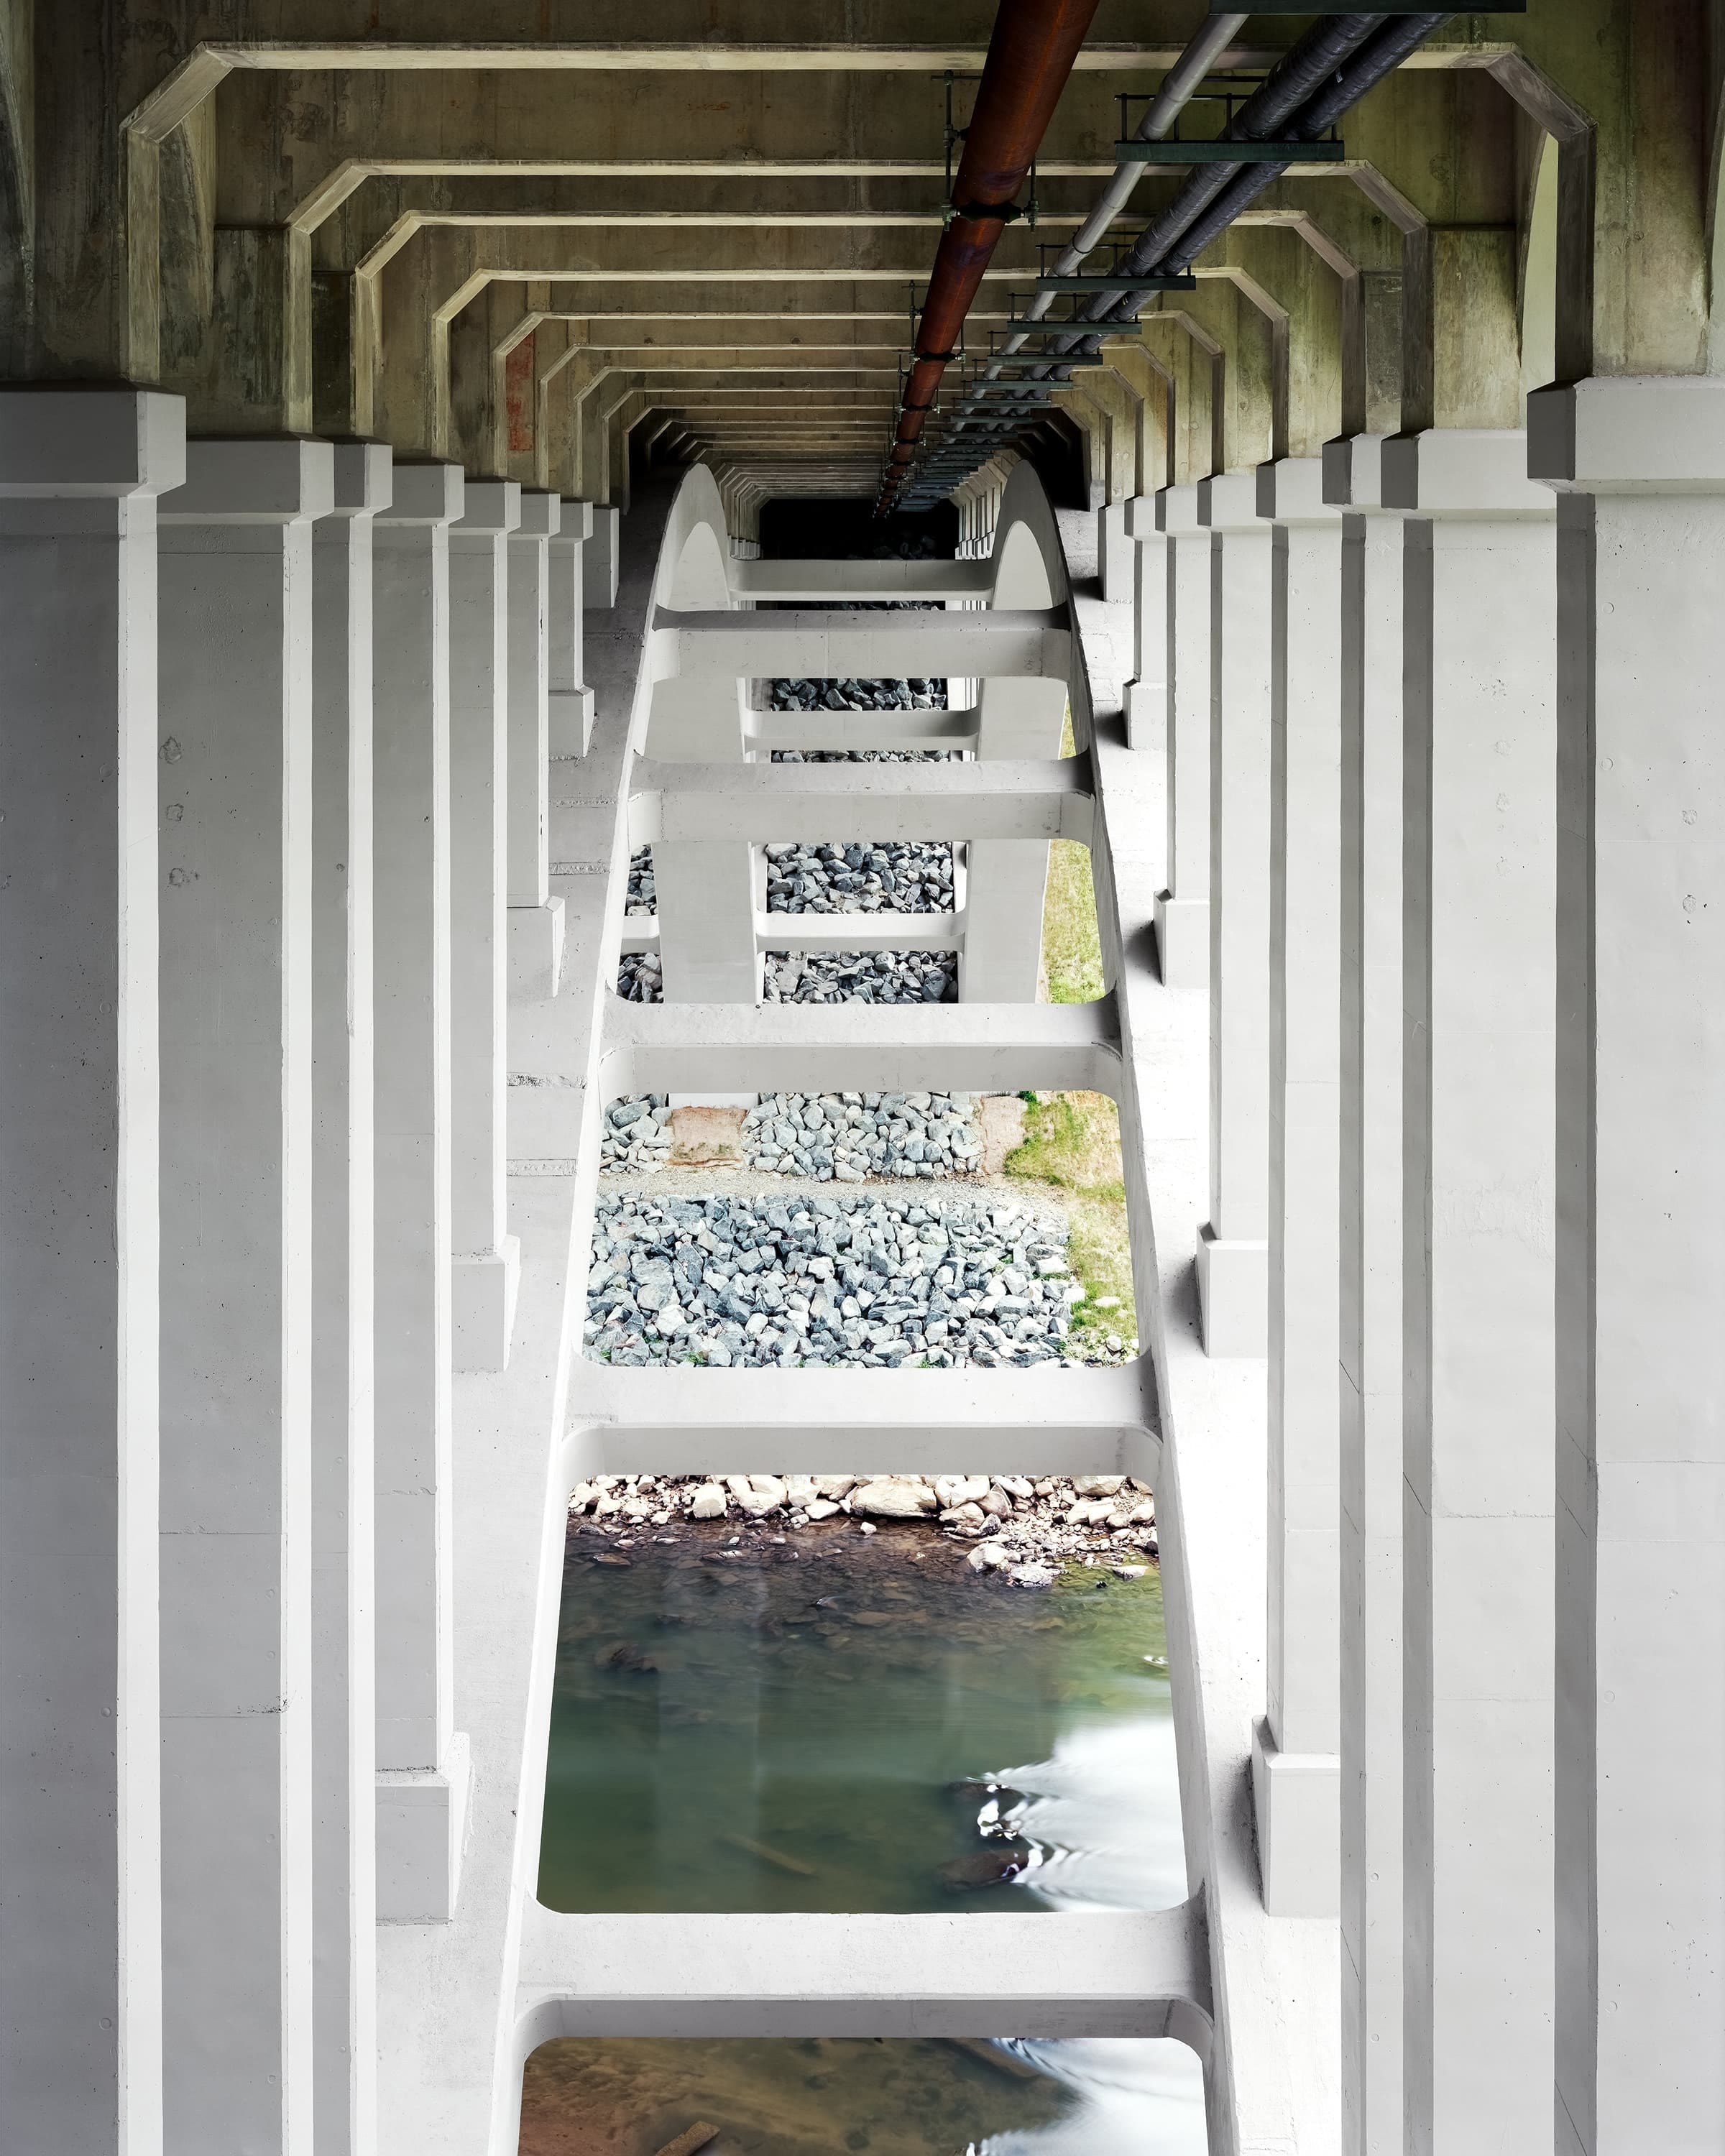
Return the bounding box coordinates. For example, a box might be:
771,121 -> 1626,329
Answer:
507,898 -> 565,1003
1154,893 -> 1208,990
1196,1227 -> 1268,1358
548,686 -> 594,760
377,1732 -> 471,1924
1251,1720 -> 1340,1917
452,1238 -> 520,1372
1123,676 -> 1162,750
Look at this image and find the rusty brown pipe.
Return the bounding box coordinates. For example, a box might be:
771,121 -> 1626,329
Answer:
878,0 -> 1101,505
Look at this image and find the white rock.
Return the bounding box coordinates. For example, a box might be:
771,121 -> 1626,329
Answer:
802,1498 -> 841,1521
1075,1475 -> 1126,1497
967,1542 -> 1011,1572
569,1481 -> 599,1514
689,1483 -> 727,1519
812,1474 -> 856,1499
851,1477 -> 939,1519
935,1474 -> 991,1508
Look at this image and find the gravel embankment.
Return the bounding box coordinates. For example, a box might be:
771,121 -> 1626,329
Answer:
584,1188 -> 1128,1369
566,1470 -> 1159,1587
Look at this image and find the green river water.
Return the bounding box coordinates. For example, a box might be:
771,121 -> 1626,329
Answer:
530,1524 -> 1204,2152
538,1521 -> 1184,1916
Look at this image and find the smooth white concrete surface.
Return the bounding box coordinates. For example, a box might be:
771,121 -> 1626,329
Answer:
1123,494 -> 1167,751
448,479 -> 521,1374
582,501 -> 619,607
1531,376 -> 1725,2156
1391,428 -> 1557,2151
516,1903 -> 1209,2040
1063,509 -> 1340,2154
653,838 -> 760,1003
1255,458 -> 1344,1917
1099,497 -> 1131,602
658,607 -> 1072,683
1154,484 -> 1212,990
310,440 -> 389,2156
156,435 -> 332,2153
1325,432 -> 1405,2155
506,491 -> 562,1003
548,499 -> 594,759
371,461 -> 469,1923
1196,474 -> 1271,1360
0,386 -> 183,2156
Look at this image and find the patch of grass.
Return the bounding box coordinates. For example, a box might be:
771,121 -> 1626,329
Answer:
1041,840 -> 1104,1003
1003,1090 -> 1136,1352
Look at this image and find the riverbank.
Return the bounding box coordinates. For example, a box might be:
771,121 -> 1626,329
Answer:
569,1473 -> 1157,1586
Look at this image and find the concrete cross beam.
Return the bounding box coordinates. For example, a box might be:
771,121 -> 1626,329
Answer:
630,757 -> 1093,847
517,1901 -> 1209,2040
653,607 -> 1074,682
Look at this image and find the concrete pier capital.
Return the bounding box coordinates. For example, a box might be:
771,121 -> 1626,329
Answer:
0,384 -> 186,497
378,459 -> 462,527
1321,430 -> 1404,515
1528,373 -> 1725,494
514,488 -> 560,537
1256,456 -> 1338,526
556,497 -> 595,541
326,440 -> 392,518
1381,428 -> 1550,520
1197,470 -> 1264,534
1155,481 -> 1205,536
1123,493 -> 1159,540
452,478 -> 520,535
160,435 -> 334,523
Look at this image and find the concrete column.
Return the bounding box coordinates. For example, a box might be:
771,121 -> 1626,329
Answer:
369,461 -> 470,1923
310,441 -> 388,2156
1195,473 -> 1272,1359
156,436 -> 334,2153
654,840 -> 760,1004
1122,495 -> 1167,752
1389,428 -> 1556,2150
0,386 -> 183,2156
1530,376 -> 1725,2156
1326,433 -> 1406,2154
584,502 -> 620,607
448,479 -> 521,1372
1154,484 -> 1211,990
1099,497 -> 1131,602
505,490 -> 564,1002
549,497 -> 594,757
965,672 -> 1067,1004
1249,456 -> 1345,1917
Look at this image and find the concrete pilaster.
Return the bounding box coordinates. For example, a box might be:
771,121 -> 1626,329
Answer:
1249,456 -> 1344,1916
370,461 -> 470,1922
310,441 -> 388,2156
1531,376 -> 1725,2156
1327,432 -> 1406,2154
584,502 -> 620,607
1195,473 -> 1271,1359
1391,428 -> 1556,2151
0,387 -> 183,2156
1122,494 -> 1167,752
1154,484 -> 1211,990
549,497 -> 594,757
654,839 -> 760,1003
505,490 -> 564,1003
156,435 -> 334,2152
966,673 -> 1066,1003
448,479 -> 520,1372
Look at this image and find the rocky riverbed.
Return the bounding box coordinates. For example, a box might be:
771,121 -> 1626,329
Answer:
584,1188 -> 1136,1368
599,1089 -> 985,1176
566,1473 -> 1158,1585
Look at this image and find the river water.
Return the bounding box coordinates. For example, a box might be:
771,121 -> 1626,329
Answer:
529,1524 -> 1204,2152
539,1521 -> 1184,1915
518,2035 -> 1206,2155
